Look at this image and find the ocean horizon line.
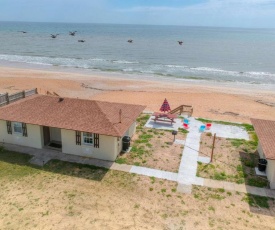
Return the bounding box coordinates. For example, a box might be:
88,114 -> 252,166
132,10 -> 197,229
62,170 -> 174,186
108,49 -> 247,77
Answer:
1,20 -> 275,30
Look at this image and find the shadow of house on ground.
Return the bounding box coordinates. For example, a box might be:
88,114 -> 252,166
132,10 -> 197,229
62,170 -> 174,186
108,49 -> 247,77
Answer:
0,150 -> 109,182
239,150 -> 275,216
239,150 -> 268,188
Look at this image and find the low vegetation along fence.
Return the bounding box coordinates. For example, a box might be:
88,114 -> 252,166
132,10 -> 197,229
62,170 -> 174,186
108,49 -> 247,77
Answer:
0,88 -> 37,107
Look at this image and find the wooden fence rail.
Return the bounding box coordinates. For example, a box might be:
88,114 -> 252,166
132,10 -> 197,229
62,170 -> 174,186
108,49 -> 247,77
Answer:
169,104 -> 193,116
0,88 -> 37,107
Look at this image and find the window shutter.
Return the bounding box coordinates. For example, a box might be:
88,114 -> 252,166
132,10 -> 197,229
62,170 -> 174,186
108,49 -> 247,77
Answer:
6,121 -> 12,134
94,133 -> 99,148
76,131 -> 81,145
22,123 -> 28,137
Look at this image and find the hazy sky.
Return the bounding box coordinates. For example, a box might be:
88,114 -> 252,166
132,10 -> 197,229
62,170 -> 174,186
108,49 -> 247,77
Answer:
1,0 -> 275,28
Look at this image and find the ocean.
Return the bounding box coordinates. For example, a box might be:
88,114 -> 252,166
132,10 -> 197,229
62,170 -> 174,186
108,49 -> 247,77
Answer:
0,21 -> 275,85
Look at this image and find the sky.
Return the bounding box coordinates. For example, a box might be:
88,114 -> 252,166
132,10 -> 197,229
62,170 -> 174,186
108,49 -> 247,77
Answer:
1,0 -> 275,28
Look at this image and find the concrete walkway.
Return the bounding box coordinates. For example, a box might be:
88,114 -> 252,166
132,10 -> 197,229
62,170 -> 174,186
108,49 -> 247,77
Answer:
177,117 -> 204,193
130,166 -> 178,181
176,117 -> 251,194
2,135 -> 275,199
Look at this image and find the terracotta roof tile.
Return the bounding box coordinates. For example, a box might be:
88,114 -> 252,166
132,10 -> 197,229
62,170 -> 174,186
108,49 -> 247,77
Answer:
251,118 -> 275,160
0,95 -> 146,137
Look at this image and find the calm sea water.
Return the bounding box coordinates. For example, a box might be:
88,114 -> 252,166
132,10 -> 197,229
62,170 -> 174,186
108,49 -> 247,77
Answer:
0,21 -> 275,85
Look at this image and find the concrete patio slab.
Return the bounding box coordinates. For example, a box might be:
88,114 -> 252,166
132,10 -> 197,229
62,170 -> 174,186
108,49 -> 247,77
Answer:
197,156 -> 211,164
174,139 -> 185,145
29,156 -> 52,166
130,166 -> 178,181
233,184 -> 248,193
193,177 -> 204,186
223,181 -> 236,191
144,117 -> 183,131
265,189 -> 275,198
206,123 -> 249,140
255,167 -> 267,176
245,185 -> 268,197
110,163 -> 132,172
203,179 -> 224,189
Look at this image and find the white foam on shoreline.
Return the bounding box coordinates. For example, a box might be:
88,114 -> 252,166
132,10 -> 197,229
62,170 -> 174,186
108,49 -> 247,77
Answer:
0,54 -> 275,92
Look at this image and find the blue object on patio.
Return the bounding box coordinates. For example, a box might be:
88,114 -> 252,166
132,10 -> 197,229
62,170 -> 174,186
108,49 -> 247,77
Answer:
183,118 -> 189,124
199,125 -> 206,132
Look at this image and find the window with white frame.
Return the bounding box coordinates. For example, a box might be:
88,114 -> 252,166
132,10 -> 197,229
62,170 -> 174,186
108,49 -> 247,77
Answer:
83,132 -> 93,145
13,122 -> 23,134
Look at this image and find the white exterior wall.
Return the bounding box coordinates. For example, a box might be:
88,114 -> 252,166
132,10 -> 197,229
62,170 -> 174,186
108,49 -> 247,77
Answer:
0,119 -> 137,162
258,143 -> 275,189
128,122 -> 136,137
267,160 -> 275,189
118,121 -> 137,154
0,120 -> 43,149
257,144 -> 264,159
61,129 -> 118,161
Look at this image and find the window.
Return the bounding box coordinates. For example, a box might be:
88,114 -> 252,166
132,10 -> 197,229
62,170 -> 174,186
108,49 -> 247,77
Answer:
6,121 -> 12,134
83,132 -> 93,145
13,122 -> 23,134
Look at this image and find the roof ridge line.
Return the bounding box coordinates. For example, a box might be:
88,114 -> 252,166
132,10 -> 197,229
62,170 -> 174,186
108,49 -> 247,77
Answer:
94,101 -> 121,136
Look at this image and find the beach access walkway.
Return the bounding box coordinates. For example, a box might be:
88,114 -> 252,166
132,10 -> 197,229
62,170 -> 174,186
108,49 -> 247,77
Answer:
1,116 -> 274,198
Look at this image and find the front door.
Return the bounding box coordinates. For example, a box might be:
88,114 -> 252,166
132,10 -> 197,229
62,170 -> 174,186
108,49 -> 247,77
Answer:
43,126 -> 50,146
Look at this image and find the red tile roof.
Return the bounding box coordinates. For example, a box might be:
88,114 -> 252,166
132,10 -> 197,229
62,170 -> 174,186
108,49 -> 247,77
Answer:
0,95 -> 146,137
251,118 -> 275,160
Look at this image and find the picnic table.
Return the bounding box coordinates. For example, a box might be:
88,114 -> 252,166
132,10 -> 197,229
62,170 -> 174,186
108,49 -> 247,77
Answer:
152,112 -> 177,125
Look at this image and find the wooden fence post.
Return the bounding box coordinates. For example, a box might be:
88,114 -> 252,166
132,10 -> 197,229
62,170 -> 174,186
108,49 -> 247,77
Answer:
5,93 -> 9,104
210,133 -> 216,163
22,90 -> 26,98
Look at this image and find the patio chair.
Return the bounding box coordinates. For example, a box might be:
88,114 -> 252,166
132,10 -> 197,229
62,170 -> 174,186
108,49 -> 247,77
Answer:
183,123 -> 189,129
206,123 -> 212,130
183,118 -> 189,124
199,125 -> 206,132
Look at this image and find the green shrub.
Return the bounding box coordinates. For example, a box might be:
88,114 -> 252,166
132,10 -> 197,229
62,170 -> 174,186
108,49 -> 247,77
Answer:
0,145 -> 4,152
115,158 -> 127,164
213,172 -> 227,180
242,194 -> 270,208
247,178 -> 268,188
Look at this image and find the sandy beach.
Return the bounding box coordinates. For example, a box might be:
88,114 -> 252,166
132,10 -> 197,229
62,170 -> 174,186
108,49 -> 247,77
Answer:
0,66 -> 275,123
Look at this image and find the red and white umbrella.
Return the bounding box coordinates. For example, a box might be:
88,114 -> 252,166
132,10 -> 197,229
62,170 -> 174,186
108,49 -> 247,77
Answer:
160,98 -> 171,113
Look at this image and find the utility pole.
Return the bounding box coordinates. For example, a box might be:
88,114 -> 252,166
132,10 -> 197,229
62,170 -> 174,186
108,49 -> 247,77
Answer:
210,133 -> 216,163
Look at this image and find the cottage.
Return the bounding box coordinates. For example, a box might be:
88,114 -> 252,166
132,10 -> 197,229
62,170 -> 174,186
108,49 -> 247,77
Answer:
251,118 -> 275,189
0,95 -> 145,161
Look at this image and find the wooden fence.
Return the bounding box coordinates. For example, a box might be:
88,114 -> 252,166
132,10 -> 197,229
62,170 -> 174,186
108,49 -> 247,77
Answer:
169,104 -> 193,116
0,88 -> 37,107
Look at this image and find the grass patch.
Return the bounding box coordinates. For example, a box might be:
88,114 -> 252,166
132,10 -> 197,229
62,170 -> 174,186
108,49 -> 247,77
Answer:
178,128 -> 189,134
136,114 -> 150,129
242,194 -> 270,208
115,158 -> 127,164
0,149 -> 109,182
247,178 -> 268,188
0,150 -> 39,180
213,172 -> 227,181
